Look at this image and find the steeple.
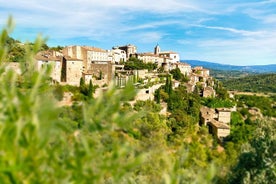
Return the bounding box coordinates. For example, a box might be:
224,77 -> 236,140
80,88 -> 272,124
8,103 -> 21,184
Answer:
154,44 -> 160,55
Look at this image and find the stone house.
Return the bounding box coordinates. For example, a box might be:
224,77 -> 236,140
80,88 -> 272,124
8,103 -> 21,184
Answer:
134,52 -> 163,66
203,86 -> 216,98
193,66 -> 209,76
200,106 -> 232,142
63,45 -> 111,72
62,56 -> 84,86
216,108 -> 231,124
175,62 -> 192,76
35,50 -> 63,83
109,47 -> 127,64
159,51 -> 180,64
117,44 -> 137,59
208,119 -> 230,142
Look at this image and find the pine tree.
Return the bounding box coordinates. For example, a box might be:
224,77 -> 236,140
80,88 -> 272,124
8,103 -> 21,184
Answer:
88,79 -> 93,98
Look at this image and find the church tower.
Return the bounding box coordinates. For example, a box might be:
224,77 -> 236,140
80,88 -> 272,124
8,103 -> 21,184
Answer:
154,44 -> 161,55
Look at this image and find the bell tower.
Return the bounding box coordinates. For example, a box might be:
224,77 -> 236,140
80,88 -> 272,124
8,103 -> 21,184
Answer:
154,44 -> 160,55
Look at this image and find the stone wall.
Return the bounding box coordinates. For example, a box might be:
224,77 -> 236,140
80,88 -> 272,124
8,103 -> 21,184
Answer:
89,61 -> 112,83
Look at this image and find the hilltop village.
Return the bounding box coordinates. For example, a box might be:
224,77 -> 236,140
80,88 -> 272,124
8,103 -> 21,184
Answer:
7,43 -> 234,142
4,36 -> 274,183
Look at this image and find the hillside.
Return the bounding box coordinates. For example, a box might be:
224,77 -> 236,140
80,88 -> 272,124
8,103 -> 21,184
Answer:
209,69 -> 253,81
222,73 -> 276,93
183,60 -> 276,73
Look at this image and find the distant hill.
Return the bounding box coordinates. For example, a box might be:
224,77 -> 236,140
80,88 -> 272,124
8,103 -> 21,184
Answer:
222,73 -> 276,93
182,60 -> 276,73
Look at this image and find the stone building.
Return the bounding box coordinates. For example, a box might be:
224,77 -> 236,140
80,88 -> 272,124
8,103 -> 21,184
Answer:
203,86 -> 216,98
62,56 -> 84,86
208,119 -> 230,142
175,62 -> 192,75
118,44 -> 137,59
62,45 -> 110,72
200,106 -> 232,143
134,52 -> 163,66
87,61 -> 113,84
158,51 -> 180,64
216,108 -> 231,124
200,106 -> 216,126
35,50 -> 63,83
109,47 -> 127,64
135,84 -> 163,101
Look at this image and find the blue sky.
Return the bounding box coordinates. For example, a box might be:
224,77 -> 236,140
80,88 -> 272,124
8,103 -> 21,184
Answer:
1,0 -> 276,65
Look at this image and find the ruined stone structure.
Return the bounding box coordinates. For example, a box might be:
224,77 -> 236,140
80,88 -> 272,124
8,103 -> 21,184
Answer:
88,61 -> 113,84
135,84 -> 163,101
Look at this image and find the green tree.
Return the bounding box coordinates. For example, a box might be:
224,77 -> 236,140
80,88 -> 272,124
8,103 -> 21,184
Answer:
170,68 -> 183,80
88,79 -> 93,98
229,119 -> 276,184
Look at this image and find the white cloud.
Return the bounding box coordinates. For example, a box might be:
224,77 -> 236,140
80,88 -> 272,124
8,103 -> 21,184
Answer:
195,25 -> 265,37
179,31 -> 276,65
1,0 -> 276,65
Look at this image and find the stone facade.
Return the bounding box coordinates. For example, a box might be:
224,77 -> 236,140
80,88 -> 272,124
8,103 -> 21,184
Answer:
63,57 -> 84,86
216,108 -> 231,124
203,86 -> 216,98
200,106 -> 232,142
118,44 -> 137,59
135,84 -> 163,101
175,62 -> 192,75
88,61 -> 113,84
135,53 -> 163,65
109,47 -> 127,64
35,50 -> 63,83
208,119 -> 230,141
159,51 -> 180,64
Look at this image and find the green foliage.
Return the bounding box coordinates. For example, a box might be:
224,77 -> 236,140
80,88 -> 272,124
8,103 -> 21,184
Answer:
228,119 -> 276,184
50,45 -> 64,51
236,95 -> 276,117
214,79 -> 229,99
170,68 -> 189,82
223,73 -> 276,93
79,78 -> 94,100
0,21 -> 143,183
165,75 -> 173,95
210,69 -> 253,81
133,100 -> 161,112
124,57 -> 157,71
226,111 -> 256,144
3,18 -> 275,184
170,68 -> 183,80
202,97 -> 235,108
